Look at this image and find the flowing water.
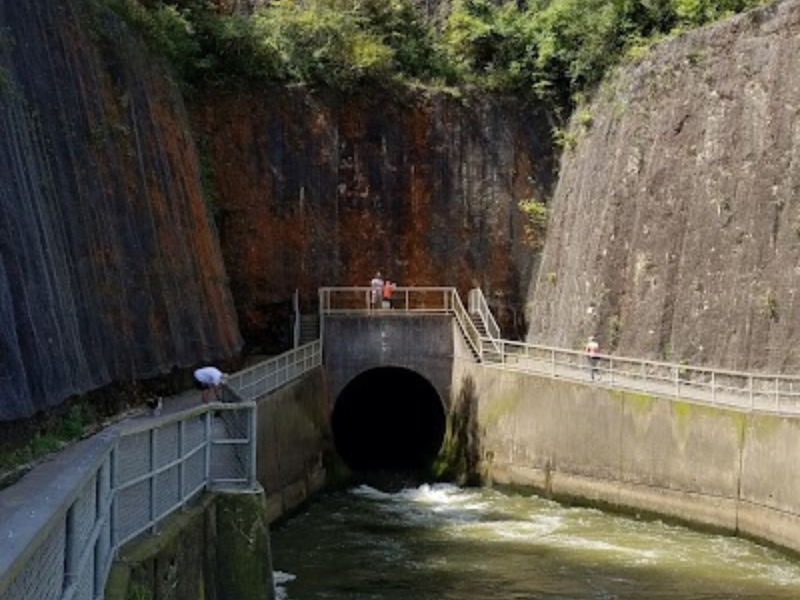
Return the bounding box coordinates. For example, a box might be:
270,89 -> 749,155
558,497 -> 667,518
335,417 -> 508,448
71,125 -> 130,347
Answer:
271,483 -> 800,600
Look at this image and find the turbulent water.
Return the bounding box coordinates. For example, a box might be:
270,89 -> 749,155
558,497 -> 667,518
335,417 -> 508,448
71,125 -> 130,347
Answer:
270,484 -> 800,600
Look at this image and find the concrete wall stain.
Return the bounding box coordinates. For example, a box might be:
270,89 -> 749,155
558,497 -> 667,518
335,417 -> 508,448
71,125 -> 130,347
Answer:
0,0 -> 242,420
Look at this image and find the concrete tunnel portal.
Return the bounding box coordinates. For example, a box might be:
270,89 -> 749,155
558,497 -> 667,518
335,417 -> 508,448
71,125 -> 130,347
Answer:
331,366 -> 447,472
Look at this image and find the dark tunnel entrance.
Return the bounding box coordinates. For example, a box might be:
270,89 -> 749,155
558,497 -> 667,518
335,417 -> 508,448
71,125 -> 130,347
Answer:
331,366 -> 446,472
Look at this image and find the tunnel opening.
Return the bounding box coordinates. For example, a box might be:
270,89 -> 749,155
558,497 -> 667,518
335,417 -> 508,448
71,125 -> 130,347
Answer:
331,366 -> 446,474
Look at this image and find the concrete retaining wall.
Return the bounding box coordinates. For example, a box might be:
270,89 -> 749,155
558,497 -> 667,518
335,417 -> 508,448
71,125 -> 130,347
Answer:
106,490 -> 274,600
451,355 -> 800,554
323,314 -> 454,406
256,367 -> 331,522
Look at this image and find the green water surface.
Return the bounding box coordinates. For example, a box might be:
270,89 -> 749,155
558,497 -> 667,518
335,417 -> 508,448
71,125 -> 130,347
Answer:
271,484 -> 800,600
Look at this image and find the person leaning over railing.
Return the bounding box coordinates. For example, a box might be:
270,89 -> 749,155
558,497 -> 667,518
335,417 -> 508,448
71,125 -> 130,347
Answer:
194,366 -> 229,403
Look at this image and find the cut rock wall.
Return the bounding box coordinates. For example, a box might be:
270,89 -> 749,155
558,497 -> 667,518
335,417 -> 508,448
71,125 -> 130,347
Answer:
0,1 -> 242,420
527,0 -> 800,372
194,89 -> 553,349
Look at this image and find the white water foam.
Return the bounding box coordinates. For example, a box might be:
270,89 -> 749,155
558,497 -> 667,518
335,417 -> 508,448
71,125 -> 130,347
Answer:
273,570 -> 296,600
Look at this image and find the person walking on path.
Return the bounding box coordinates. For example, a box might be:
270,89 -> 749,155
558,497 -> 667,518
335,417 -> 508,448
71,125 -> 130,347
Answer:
194,366 -> 229,403
585,336 -> 601,380
370,271 -> 384,309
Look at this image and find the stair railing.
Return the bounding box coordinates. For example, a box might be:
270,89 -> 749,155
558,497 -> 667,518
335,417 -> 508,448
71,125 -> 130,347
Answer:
450,289 -> 483,361
467,288 -> 501,340
292,289 -> 301,348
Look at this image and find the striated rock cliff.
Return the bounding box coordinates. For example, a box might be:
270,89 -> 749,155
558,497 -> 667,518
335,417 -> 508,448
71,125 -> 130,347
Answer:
0,1 -> 242,420
194,89 -> 553,350
527,0 -> 800,372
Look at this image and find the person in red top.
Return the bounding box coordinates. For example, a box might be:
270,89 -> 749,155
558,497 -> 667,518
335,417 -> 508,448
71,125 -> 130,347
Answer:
383,279 -> 396,308
585,336 -> 600,380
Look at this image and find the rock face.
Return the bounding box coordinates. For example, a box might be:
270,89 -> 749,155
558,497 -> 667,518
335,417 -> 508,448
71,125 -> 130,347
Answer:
0,2 -> 242,420
194,89 -> 553,350
527,0 -> 800,372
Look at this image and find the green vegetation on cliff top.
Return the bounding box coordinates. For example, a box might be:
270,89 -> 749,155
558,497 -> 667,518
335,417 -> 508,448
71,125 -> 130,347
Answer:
100,0 -> 768,116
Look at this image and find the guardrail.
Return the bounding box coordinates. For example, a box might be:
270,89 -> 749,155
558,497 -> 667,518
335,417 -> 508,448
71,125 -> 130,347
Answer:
482,338 -> 800,414
319,286 -> 482,356
0,341 -> 322,600
467,288 -> 500,340
0,402 -> 255,600
319,286 -> 800,414
319,286 -> 458,314
227,341 -> 322,402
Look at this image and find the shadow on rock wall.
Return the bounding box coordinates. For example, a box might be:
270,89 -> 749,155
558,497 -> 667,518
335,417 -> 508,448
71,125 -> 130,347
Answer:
0,1 -> 242,420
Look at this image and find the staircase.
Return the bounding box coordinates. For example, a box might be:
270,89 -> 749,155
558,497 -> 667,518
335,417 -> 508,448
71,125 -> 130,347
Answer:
470,313 -> 488,337
298,314 -> 320,345
469,312 -> 511,364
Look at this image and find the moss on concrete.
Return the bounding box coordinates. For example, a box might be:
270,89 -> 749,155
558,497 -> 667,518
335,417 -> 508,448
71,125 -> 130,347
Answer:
215,490 -> 275,600
479,392 -> 523,427
749,412 -> 786,437
671,400 -> 749,448
613,389 -> 656,414
106,496 -> 214,600
105,490 -> 275,600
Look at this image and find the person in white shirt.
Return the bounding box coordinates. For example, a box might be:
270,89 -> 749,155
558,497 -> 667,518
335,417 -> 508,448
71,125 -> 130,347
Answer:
370,271 -> 384,309
194,366 -> 229,403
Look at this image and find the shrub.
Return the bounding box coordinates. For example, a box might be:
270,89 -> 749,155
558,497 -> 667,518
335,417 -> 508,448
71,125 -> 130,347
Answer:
95,0 -> 772,113
518,197 -> 549,248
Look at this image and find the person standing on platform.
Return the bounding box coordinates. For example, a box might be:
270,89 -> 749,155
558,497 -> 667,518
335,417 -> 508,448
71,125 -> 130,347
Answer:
370,271 -> 384,309
383,279 -> 396,309
585,336 -> 601,380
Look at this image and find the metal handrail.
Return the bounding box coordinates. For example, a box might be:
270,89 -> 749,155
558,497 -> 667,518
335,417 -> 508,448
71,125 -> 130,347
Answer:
467,288 -> 501,340
227,340 -> 322,402
0,401 -> 256,600
319,286 -> 456,314
0,342 -> 322,600
319,286 -> 482,359
482,338 -> 800,414
319,286 -> 800,413
292,289 -> 301,349
450,289 -> 483,360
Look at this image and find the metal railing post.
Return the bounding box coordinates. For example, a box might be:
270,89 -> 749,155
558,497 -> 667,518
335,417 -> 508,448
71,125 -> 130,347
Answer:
110,446 -> 119,550
64,503 -> 79,589
204,411 -> 212,485
95,458 -> 111,596
149,429 -> 158,533
318,288 -> 326,343
179,419 -> 187,508
712,372 -> 717,404
249,405 -> 258,488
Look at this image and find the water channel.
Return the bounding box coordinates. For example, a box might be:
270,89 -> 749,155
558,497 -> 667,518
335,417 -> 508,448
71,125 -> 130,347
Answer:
271,483 -> 800,600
